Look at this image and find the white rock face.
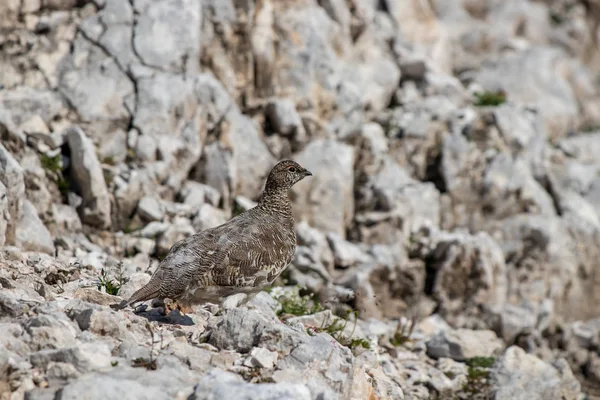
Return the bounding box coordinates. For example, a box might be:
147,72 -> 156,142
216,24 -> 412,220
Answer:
66,126 -> 111,229
292,139 -> 355,237
15,199 -> 54,255
490,346 -> 581,400
427,328 -> 504,361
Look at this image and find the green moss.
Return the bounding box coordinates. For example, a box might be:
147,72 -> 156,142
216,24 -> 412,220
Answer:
474,90 -> 506,107
466,356 -> 496,369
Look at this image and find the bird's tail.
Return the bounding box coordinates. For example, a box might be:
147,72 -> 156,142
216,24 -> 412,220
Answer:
109,279 -> 161,311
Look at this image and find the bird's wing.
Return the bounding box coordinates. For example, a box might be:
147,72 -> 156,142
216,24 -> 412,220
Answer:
209,218 -> 295,288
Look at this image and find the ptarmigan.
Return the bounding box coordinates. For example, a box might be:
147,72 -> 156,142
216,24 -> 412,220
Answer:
111,160 -> 312,313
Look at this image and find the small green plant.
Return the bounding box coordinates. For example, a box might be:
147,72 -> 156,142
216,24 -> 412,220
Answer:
474,90 -> 506,107
275,286 -> 324,317
102,155 -> 116,165
126,148 -> 136,163
549,11 -> 563,25
310,310 -> 370,351
349,338 -> 371,350
40,154 -> 62,172
40,153 -> 70,194
390,317 -> 416,347
232,201 -> 246,217
461,356 -> 495,396
111,361 -> 119,367
97,268 -> 123,296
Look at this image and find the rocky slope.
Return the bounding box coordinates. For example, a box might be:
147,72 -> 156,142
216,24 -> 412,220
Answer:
2,0 -> 600,399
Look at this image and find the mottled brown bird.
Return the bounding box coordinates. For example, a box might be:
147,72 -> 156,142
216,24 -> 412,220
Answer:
111,160 -> 312,313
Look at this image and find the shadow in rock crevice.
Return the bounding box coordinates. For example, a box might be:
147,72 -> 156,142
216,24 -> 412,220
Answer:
132,305 -> 195,326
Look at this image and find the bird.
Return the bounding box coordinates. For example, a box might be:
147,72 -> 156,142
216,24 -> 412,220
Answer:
111,160 -> 312,314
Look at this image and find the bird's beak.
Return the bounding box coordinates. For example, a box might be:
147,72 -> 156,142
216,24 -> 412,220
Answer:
304,169 -> 313,177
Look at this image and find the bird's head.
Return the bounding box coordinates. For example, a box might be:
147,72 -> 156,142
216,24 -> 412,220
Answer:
265,160 -> 312,190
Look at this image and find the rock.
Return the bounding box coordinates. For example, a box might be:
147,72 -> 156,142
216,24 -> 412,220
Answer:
427,328 -> 504,361
29,342 -> 112,373
497,304 -> 537,344
137,196 -> 165,222
51,204 -> 83,233
58,32 -> 134,129
189,368 -> 312,400
23,313 -> 79,351
192,203 -> 229,232
296,220 -> 334,270
292,139 -> 355,237
0,88 -> 65,127
73,288 -> 121,307
246,291 -> 281,316
15,200 -> 54,255
66,126 -> 111,228
490,346 -> 582,400
180,181 -> 221,208
166,341 -> 213,373
326,233 -> 369,268
0,143 -> 25,246
117,273 -> 151,301
266,98 -> 306,146
209,308 -> 306,355
243,347 -> 278,369
475,47 -> 600,141
410,225 -> 507,325
278,332 -> 355,400
132,0 -> 202,72
359,158 -> 441,235
155,219 -> 195,256
54,371 -> 183,400
0,182 -> 8,247
234,196 -> 257,213
198,141 -> 236,210
221,293 -> 249,310
225,112 -> 276,200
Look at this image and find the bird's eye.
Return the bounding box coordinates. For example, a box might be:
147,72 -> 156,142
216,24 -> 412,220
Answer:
288,166 -> 296,173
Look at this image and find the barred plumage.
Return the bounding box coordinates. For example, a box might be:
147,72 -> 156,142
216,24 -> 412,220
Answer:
111,160 -> 312,312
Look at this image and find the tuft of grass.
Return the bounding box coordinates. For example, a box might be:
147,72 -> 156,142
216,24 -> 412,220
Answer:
40,154 -> 62,173
131,357 -> 157,370
474,90 -> 506,107
312,310 -> 370,351
97,268 -> 123,296
390,317 -> 416,347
